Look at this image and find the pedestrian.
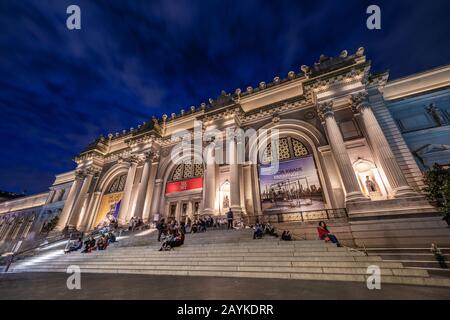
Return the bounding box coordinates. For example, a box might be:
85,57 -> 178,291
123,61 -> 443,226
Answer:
156,218 -> 167,242
227,208 -> 234,230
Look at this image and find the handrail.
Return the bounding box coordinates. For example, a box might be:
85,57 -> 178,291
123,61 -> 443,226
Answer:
2,232 -> 73,273
345,242 -> 369,256
247,208 -> 348,225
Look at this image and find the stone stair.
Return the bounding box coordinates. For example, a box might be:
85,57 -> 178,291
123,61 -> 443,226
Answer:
365,247 -> 450,278
8,228 -> 450,287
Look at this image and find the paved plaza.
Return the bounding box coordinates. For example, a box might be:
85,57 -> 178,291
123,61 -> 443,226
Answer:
1,272 -> 450,300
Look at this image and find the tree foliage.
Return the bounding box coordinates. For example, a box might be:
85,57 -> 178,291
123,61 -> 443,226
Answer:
423,164 -> 450,218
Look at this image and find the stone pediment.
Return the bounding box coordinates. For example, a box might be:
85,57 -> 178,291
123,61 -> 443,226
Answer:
415,144 -> 450,156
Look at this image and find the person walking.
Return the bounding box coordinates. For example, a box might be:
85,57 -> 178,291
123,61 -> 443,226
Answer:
227,208 -> 234,230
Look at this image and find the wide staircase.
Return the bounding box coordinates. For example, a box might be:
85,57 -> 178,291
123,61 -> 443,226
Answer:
7,228 -> 450,287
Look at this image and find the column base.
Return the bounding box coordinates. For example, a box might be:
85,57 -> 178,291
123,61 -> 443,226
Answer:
203,208 -> 215,216
230,205 -> 243,215
393,186 -> 419,198
345,191 -> 369,203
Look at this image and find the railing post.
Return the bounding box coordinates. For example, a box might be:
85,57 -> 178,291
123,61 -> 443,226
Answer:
4,254 -> 14,273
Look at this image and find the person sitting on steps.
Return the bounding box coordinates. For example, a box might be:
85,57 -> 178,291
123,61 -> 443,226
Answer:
253,223 -> 263,239
65,237 -> 83,254
281,230 -> 292,241
317,221 -> 341,247
264,223 -> 278,237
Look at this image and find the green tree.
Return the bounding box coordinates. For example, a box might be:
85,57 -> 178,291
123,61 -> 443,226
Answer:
423,164 -> 450,225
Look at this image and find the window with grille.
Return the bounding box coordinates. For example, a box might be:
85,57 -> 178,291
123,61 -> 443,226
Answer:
261,137 -> 310,163
171,160 -> 204,181
106,174 -> 127,194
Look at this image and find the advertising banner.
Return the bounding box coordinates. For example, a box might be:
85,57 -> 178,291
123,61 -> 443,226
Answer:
259,156 -> 325,213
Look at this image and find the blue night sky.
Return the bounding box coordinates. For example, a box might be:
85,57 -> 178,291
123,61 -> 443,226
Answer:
0,0 -> 449,194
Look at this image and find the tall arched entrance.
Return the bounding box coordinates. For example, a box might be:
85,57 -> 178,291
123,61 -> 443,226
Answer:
163,159 -> 204,222
92,173 -> 126,228
257,135 -> 326,214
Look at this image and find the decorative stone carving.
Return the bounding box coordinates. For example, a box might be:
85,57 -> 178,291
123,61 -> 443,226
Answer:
340,50 -> 348,58
317,101 -> 334,122
246,86 -> 253,93
356,47 -> 365,57
426,103 -> 446,126
288,71 -> 295,79
273,76 -> 280,84
300,65 -> 310,78
349,92 -> 369,114
304,110 -> 316,120
259,81 -> 266,89
272,114 -> 281,124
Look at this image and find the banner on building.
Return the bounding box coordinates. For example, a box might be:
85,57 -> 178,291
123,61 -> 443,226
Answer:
165,177 -> 203,194
94,192 -> 123,227
259,156 -> 325,213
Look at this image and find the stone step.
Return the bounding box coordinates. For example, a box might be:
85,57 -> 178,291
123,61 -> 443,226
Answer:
20,260 -> 403,268
16,255 -> 384,263
59,251 -> 366,259
11,264 -> 428,277
83,247 -> 349,255
10,267 -> 448,287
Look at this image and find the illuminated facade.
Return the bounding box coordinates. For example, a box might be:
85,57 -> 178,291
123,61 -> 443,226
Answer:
2,48 -> 450,249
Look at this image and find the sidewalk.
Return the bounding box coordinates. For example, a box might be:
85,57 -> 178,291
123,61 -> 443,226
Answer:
1,272 -> 450,300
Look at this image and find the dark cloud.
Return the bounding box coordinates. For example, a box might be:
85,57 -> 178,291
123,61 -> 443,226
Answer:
0,0 -> 449,193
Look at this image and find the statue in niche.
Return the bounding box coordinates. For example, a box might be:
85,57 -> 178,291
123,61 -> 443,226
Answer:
223,195 -> 230,208
194,202 -> 199,214
426,103 -> 446,126
365,176 -> 379,193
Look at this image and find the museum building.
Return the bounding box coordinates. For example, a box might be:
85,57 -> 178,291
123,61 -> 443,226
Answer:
1,48 -> 450,251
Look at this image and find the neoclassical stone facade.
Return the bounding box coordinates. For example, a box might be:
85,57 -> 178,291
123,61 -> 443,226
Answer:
2,48 -> 450,248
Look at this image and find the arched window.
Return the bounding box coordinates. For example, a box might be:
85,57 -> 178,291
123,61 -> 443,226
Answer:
262,137 -> 310,163
106,174 -> 127,194
171,161 -> 204,182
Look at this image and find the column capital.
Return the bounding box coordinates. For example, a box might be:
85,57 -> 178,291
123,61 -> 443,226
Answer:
317,100 -> 334,122
124,155 -> 140,165
349,92 -> 370,114
85,166 -> 102,177
144,150 -> 160,163
74,169 -> 86,180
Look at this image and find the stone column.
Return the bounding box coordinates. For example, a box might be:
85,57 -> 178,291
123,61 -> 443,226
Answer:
46,190 -> 56,204
77,173 -> 101,231
80,191 -> 101,231
132,153 -> 153,219
203,141 -> 216,215
117,157 -> 139,224
318,101 -> 367,202
150,179 -> 163,221
68,171 -> 94,228
229,137 -> 243,214
142,159 -> 159,222
351,94 -> 417,197
54,171 -> 84,231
